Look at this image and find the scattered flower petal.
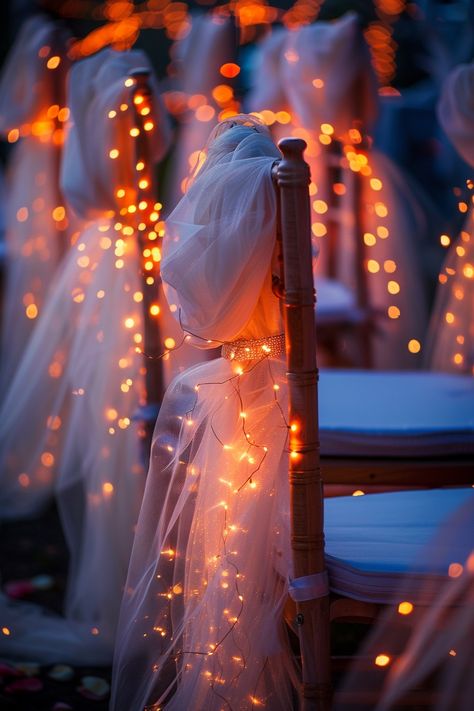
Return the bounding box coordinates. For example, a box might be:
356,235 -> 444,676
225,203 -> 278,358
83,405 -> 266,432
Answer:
0,662 -> 23,678
5,677 -> 43,693
4,579 -> 35,599
49,664 -> 74,681
78,675 -> 110,699
14,662 -> 40,677
31,574 -> 55,590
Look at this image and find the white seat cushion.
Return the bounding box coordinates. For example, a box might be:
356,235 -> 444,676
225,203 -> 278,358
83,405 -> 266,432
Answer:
325,488 -> 474,604
315,277 -> 362,325
319,370 -> 474,456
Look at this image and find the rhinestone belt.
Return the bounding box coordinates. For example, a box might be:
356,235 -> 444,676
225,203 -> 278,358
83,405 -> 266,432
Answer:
221,333 -> 285,360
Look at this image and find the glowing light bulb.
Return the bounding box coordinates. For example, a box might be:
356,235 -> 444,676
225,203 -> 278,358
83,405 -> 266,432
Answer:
220,63 -> 240,78
408,339 -> 421,354
46,56 -> 61,69
320,123 -> 334,136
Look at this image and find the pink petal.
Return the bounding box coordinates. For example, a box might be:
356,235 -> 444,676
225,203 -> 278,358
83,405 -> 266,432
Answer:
4,677 -> 43,693
4,579 -> 35,599
0,662 -> 23,677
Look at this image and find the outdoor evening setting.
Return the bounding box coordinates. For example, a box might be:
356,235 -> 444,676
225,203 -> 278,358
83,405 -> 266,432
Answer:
0,1 -> 473,709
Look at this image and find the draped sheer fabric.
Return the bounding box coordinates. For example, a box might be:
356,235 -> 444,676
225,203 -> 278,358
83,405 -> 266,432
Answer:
165,13 -> 235,211
155,13 -> 239,380
61,49 -> 171,218
426,62 -> 474,374
248,13 -> 430,368
0,48 -> 171,664
111,119 -> 297,710
281,13 -> 378,138
437,62 -> 474,169
0,15 -> 78,392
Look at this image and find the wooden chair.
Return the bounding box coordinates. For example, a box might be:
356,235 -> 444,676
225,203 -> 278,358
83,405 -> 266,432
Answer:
318,368 -> 474,490
315,136 -> 376,368
314,138 -> 473,490
130,70 -> 166,460
273,138 -> 474,710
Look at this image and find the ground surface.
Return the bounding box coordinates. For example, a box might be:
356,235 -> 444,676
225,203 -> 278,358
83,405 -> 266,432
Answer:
0,505 -> 111,711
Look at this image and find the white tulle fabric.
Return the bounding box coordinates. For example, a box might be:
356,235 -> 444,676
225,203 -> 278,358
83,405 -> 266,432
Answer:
437,62 -> 474,168
425,213 -> 473,374
0,15 -> 78,392
335,494 -> 474,711
426,66 -> 474,374
61,49 -> 171,218
248,14 -> 430,368
0,48 -> 170,664
111,121 -> 297,710
165,13 -> 235,211
157,13 -> 236,379
281,13 -> 378,138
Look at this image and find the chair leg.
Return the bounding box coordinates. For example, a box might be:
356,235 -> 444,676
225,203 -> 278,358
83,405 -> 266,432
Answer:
297,598 -> 332,711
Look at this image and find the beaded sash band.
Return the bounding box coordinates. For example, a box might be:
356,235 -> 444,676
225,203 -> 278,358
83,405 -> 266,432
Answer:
221,333 -> 285,361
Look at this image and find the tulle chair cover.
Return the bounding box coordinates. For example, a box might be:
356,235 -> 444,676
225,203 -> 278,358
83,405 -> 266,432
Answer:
0,48 -> 171,664
426,62 -> 474,374
165,13 -> 235,210
437,62 -> 474,170
425,224 -> 473,374
334,494 -> 474,710
281,13 -> 378,139
156,12 -> 236,381
111,118 -> 298,710
249,14 -> 430,368
0,15 -> 78,392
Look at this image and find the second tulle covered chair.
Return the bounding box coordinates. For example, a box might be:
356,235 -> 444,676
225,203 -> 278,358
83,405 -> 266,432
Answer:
0,48 -> 171,664
0,14 -> 78,393
425,61 -> 474,375
248,13 -> 432,368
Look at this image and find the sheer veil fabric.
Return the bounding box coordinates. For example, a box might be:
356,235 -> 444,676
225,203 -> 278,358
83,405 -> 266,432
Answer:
156,13 -> 238,381
425,61 -> 474,374
0,49 -> 171,664
0,15 -> 78,393
111,118 -> 298,710
248,13 -> 430,368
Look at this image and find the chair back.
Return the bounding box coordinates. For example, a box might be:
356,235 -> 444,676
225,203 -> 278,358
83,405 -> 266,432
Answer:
275,138 -> 331,710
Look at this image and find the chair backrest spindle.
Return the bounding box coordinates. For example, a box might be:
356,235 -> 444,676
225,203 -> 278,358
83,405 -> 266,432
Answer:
275,137 -> 331,711
131,71 -> 165,449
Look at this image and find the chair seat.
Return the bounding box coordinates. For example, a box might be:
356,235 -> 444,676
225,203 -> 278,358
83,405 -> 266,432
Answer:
325,488 -> 474,604
319,370 -> 474,457
315,277 -> 363,325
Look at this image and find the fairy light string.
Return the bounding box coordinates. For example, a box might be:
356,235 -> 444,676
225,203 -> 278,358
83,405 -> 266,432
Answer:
137,321 -> 293,707
434,179 -> 474,373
